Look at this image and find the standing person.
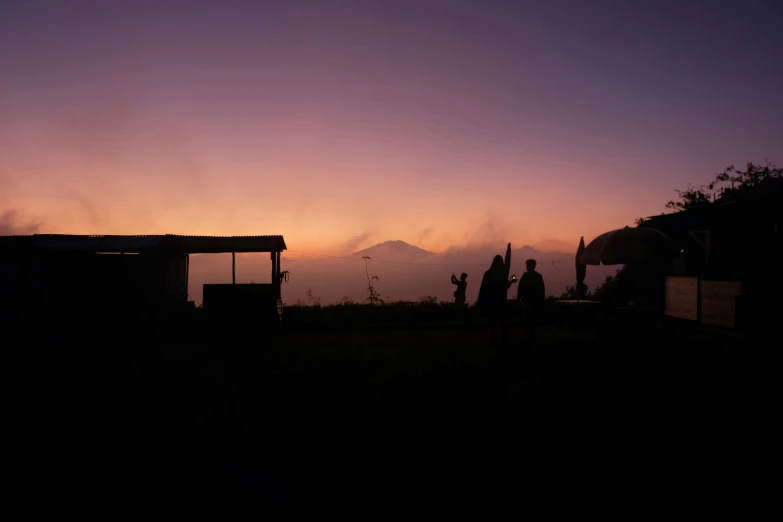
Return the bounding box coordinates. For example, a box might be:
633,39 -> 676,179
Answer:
477,243 -> 516,346
517,259 -> 545,343
451,272 -> 468,307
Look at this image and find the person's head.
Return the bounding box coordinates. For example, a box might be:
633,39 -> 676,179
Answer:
460,273 -> 467,281
490,255 -> 504,272
526,259 -> 537,272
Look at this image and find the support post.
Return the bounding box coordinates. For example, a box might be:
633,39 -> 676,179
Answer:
277,251 -> 282,299
271,251 -> 277,296
185,253 -> 190,301
232,252 -> 236,284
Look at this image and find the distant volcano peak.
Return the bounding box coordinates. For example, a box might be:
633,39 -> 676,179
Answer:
351,240 -> 434,261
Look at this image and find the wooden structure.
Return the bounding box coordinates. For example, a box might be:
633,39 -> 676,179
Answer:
643,182 -> 781,330
0,234 -> 287,329
664,276 -> 699,321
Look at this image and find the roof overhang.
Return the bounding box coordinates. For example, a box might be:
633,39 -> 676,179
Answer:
0,234 -> 287,254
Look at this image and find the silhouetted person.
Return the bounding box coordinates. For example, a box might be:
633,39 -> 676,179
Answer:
477,243 -> 516,346
517,259 -> 545,342
451,272 -> 468,307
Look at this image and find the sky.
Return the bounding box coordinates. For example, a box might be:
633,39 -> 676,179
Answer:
1,0 -> 781,257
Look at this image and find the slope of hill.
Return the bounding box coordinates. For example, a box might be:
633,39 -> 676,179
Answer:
438,244 -> 572,266
351,240 -> 435,262
514,245 -> 571,261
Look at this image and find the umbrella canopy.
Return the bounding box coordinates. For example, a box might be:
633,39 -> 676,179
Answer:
578,226 -> 675,266
575,237 -> 588,298
576,237 -> 587,283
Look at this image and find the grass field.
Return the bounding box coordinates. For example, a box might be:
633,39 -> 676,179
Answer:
3,315 -> 781,516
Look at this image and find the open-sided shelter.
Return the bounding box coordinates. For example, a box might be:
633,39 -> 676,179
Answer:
0,234 -> 287,328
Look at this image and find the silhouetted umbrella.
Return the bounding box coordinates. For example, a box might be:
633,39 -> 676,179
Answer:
576,237 -> 587,283
578,226 -> 675,266
575,237 -> 587,298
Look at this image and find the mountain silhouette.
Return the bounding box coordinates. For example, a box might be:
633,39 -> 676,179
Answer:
513,245 -> 571,259
353,241 -> 573,263
351,240 -> 435,261
437,243 -> 572,265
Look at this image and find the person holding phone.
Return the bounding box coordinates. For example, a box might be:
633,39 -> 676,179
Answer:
451,272 -> 468,307
477,243 -> 518,346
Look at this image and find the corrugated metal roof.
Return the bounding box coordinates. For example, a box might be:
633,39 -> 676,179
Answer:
0,234 -> 286,253
100,235 -> 163,251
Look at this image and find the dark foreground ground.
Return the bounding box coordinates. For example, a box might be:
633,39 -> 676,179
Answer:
2,317 -> 782,516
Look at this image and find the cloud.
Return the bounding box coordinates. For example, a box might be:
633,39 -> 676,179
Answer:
59,190 -> 105,229
532,237 -> 576,254
417,227 -> 433,245
340,231 -> 373,254
0,209 -> 42,235
464,214 -> 509,249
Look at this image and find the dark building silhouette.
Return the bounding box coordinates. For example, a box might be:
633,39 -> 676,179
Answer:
640,181 -> 781,329
0,234 -> 287,331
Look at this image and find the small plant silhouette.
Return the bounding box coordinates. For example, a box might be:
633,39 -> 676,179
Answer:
419,295 -> 438,305
367,277 -> 383,305
362,256 -> 383,305
305,288 -> 321,307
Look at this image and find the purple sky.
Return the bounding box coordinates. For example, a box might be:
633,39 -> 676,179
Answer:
1,0 -> 781,254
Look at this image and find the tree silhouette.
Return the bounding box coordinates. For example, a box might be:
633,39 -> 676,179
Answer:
666,184 -> 713,212
667,161 -> 782,211
709,161 -> 782,198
